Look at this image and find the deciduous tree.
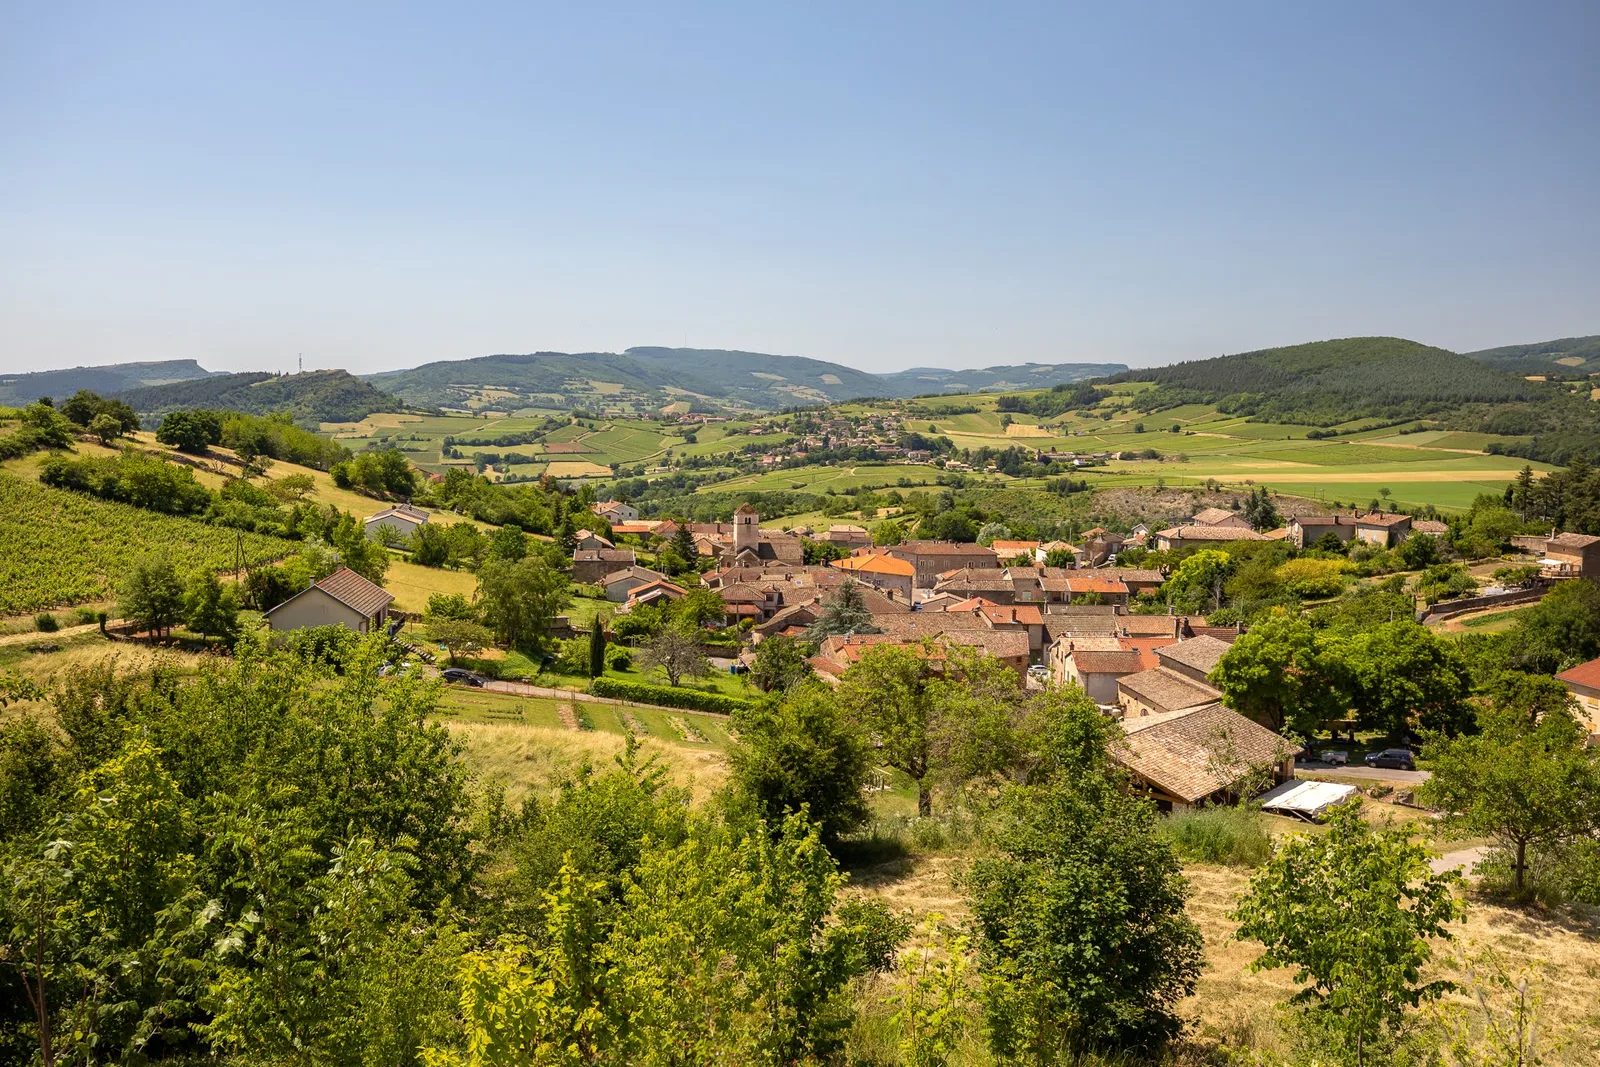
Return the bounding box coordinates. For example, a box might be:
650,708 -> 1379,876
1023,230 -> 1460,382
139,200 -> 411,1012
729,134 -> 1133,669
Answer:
1419,686 -> 1600,895
729,683 -> 870,844
1231,804 -> 1460,1065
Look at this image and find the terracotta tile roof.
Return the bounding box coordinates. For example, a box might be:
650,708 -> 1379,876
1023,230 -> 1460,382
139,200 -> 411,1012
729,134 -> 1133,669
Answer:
1071,650 -> 1147,676
1556,657 -> 1600,691
1550,532 -> 1600,550
1412,519 -> 1449,535
1355,512 -> 1412,528
1113,703 -> 1294,802
978,604 -> 1043,626
1118,636 -> 1178,669
574,548 -> 636,562
893,541 -> 998,557
1043,616 -> 1122,639
1120,615 -> 1186,637
268,566 -> 393,619
990,540 -> 1041,554
1095,567 -> 1165,585
1192,507 -> 1239,525
1117,668 -> 1221,714
1065,576 -> 1129,595
1156,525 -> 1269,542
832,553 -> 915,577
1155,635 -> 1234,676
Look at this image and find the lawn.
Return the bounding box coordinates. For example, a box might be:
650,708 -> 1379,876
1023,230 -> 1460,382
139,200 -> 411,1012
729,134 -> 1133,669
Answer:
384,558 -> 478,613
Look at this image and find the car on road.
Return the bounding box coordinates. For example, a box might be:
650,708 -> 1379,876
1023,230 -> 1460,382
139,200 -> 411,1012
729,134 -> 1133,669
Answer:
1363,747 -> 1416,771
440,668 -> 485,687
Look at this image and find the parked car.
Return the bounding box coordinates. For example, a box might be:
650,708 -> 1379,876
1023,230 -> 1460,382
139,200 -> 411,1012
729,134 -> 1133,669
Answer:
441,668 -> 485,687
1319,749 -> 1349,766
1363,747 -> 1415,771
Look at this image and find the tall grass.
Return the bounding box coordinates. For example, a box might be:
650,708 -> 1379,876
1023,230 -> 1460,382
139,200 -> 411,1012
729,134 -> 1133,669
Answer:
1161,805 -> 1273,867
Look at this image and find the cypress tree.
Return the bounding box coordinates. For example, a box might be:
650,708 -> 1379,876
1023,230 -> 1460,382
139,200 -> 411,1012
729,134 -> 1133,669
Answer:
588,616 -> 606,678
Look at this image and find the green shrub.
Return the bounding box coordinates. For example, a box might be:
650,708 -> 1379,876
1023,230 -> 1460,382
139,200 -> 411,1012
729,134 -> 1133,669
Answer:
33,613 -> 59,633
604,645 -> 632,671
74,606 -> 100,625
1161,805 -> 1273,867
1476,840 -> 1600,908
588,676 -> 749,714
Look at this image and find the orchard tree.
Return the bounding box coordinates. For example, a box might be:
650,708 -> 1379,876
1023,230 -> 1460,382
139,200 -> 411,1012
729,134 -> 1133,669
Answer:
1210,613 -> 1348,735
155,409 -> 221,454
968,686 -> 1203,1057
729,683 -> 870,844
475,553 -> 571,654
835,643 -> 1019,817
639,624 -> 710,687
1345,620 -> 1471,736
88,412 -> 124,446
428,617 -> 493,665
120,557 -> 185,637
1232,804 -> 1459,1065
1164,548 -> 1232,613
1419,686 -> 1600,895
749,634 -> 813,693
873,519 -> 906,546
183,570 -> 240,642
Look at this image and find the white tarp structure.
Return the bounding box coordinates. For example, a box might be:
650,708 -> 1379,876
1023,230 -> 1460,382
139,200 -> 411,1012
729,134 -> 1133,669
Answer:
1257,779 -> 1359,822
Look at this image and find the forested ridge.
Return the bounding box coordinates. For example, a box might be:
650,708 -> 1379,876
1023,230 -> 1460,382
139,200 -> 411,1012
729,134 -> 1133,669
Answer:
116,369 -> 401,424
1109,337 -> 1539,425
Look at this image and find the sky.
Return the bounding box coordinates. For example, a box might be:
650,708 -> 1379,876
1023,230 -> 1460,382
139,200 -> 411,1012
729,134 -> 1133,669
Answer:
2,1 -> 1597,377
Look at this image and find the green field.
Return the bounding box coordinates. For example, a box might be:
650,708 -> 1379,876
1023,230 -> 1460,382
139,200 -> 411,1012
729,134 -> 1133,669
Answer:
892,390 -> 1549,511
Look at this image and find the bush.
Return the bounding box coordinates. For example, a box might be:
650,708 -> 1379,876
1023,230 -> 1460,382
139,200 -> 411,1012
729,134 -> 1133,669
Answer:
588,676 -> 750,714
74,606 -> 100,625
1475,840 -> 1600,908
604,645 -> 632,671
1161,805 -> 1273,867
33,612 -> 59,633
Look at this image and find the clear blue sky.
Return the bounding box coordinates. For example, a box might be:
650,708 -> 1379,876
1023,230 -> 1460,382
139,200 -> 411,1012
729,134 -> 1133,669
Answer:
3,1 -> 1596,375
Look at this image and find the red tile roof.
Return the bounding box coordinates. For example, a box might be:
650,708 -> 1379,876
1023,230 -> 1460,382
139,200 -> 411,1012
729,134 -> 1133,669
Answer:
1556,657 -> 1600,691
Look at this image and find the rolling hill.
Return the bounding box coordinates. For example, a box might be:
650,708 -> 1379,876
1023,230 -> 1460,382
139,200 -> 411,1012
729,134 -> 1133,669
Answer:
367,347 -> 1126,412
0,359 -> 220,406
1108,336 -> 1540,426
116,369 -> 404,424
1464,335 -> 1600,378
879,361 -> 1126,396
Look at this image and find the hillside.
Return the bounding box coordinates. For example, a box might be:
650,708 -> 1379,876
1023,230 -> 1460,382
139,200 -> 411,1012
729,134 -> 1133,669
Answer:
879,361 -> 1126,395
1108,336 -> 1539,426
368,346 -> 1124,412
1465,335 -> 1600,378
117,369 -> 404,424
0,358 -> 219,406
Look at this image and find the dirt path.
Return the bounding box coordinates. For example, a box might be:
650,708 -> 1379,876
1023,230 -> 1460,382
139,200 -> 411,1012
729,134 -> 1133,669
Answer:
557,702 -> 580,730
1431,845 -> 1491,877
0,620 -> 106,646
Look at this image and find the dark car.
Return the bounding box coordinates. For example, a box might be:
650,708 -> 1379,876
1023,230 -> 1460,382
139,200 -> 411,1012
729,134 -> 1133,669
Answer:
441,668 -> 485,687
1363,747 -> 1415,771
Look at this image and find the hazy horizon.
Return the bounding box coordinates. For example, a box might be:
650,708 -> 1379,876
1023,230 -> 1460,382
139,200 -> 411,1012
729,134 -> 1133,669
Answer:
4,2 -> 1597,376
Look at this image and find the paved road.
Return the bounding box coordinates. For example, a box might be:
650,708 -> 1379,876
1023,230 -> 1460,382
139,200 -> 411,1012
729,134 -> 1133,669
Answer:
1297,764 -> 1430,786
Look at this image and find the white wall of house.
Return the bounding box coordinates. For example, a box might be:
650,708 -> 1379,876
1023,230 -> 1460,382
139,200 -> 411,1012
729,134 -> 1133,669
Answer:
365,515 -> 424,541
266,588 -> 373,634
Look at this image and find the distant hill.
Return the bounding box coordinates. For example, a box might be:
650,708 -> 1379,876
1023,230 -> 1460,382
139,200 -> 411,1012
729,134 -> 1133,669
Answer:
1108,336 -> 1539,426
0,359 -> 220,406
367,347 -> 1124,412
1464,335 -> 1600,378
879,362 -> 1126,396
116,369 -> 403,424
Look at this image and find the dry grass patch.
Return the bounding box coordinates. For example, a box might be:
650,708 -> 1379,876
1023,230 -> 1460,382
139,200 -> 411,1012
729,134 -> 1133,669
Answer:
445,717 -> 728,806
544,460 -> 613,478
